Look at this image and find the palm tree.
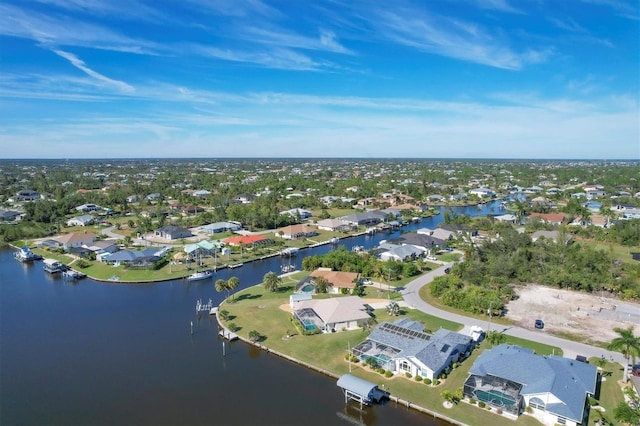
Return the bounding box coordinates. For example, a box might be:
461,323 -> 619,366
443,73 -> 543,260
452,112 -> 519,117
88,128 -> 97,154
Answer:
215,278 -> 228,299
262,271 -> 281,292
227,276 -> 239,300
386,301 -> 400,316
314,276 -> 332,293
607,326 -> 640,382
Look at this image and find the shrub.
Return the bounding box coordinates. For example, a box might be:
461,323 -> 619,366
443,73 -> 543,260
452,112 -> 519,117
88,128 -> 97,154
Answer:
478,401 -> 486,408
525,406 -> 533,414
227,322 -> 237,332
405,372 -> 412,378
414,375 -> 422,381
487,406 -> 492,411
469,398 -> 476,405
376,368 -> 385,375
433,379 -> 440,386
218,310 -> 230,321
423,378 -> 432,385
453,362 -> 460,369
589,397 -> 599,406
385,370 -> 393,378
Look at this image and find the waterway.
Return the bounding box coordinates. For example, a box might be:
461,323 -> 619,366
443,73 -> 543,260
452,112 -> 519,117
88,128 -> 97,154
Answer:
0,201 -> 503,425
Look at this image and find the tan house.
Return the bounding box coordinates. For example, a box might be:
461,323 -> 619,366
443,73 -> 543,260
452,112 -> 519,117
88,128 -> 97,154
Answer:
310,269 -> 359,293
278,224 -> 318,240
55,231 -> 98,252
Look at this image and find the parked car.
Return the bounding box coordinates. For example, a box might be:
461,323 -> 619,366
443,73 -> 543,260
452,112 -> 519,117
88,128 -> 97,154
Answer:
426,255 -> 437,261
575,355 -> 588,363
534,319 -> 544,329
444,267 -> 451,274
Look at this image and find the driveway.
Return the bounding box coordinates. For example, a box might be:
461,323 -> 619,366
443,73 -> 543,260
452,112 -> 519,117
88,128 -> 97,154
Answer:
401,263 -> 625,365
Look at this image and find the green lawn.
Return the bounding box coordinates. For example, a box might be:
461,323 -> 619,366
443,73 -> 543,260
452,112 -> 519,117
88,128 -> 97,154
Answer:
579,239 -> 636,264
220,283 -> 581,426
588,357 -> 625,426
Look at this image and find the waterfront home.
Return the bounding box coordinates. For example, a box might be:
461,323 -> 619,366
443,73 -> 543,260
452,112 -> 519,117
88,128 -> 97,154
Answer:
316,218 -> 351,232
440,223 -> 478,237
184,240 -> 221,260
55,231 -> 98,252
223,234 -> 273,247
308,269 -> 360,294
154,225 -> 192,241
340,211 -> 386,226
463,344 -> 597,426
102,247 -> 164,266
277,224 -> 317,240
493,214 -> 518,224
389,233 -> 446,253
66,214 -> 95,227
379,244 -> 423,262
468,187 -> 496,198
352,319 -> 473,381
417,228 -> 456,240
292,296 -> 371,333
38,239 -> 64,250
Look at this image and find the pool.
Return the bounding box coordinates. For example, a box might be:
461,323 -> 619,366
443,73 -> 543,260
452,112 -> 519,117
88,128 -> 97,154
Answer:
302,319 -> 317,331
474,389 -> 516,407
301,284 -> 315,293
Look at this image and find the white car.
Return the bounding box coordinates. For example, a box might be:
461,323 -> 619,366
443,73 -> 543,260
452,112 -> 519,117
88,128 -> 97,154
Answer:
426,255 -> 437,261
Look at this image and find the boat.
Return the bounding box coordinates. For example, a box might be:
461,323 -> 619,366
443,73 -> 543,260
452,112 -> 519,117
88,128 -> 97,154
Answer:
280,247 -> 299,256
14,246 -> 42,262
63,269 -> 86,280
228,263 -> 243,269
330,237 -> 339,244
186,269 -> 213,281
43,258 -> 65,273
281,264 -> 296,273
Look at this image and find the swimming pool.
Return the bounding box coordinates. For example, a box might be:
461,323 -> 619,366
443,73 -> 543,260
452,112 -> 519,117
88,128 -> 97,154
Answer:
474,389 -> 516,407
302,319 -> 317,331
301,284 -> 315,293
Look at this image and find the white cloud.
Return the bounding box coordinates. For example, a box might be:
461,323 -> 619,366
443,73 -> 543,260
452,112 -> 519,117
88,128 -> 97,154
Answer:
52,49 -> 134,93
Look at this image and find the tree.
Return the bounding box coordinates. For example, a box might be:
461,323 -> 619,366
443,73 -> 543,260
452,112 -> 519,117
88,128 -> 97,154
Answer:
314,276 -> 332,293
227,276 -> 239,300
486,331 -> 507,346
262,271 -> 281,292
215,279 -> 228,299
386,301 -> 401,316
248,330 -> 261,342
614,387 -> 640,425
607,326 -> 640,382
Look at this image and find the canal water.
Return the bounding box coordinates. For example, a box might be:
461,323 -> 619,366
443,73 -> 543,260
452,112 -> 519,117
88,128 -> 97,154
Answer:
0,201 -> 502,425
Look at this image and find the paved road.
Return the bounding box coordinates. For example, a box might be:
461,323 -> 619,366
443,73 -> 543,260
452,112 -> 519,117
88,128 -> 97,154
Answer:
401,263 -> 626,365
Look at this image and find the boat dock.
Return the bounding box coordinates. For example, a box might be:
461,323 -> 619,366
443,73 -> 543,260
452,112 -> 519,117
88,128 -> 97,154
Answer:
63,269 -> 86,280
43,258 -> 66,274
195,299 -> 217,315
219,329 -> 238,341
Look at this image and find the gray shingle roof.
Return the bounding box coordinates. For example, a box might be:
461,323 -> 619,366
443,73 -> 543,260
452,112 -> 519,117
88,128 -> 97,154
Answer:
469,344 -> 597,422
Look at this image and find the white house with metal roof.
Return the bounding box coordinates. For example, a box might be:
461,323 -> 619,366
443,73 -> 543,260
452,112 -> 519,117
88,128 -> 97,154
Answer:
463,344 -> 598,426
352,318 -> 473,381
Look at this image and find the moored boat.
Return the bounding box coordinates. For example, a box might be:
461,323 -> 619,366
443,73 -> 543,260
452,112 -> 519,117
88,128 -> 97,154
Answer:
186,269 -> 213,281
14,246 -> 42,262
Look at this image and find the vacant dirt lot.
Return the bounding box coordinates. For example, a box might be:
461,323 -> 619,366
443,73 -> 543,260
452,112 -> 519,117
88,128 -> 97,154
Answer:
506,284 -> 640,345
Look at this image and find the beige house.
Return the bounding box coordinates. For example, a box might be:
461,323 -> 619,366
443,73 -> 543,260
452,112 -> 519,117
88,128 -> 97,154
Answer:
56,231 -> 98,252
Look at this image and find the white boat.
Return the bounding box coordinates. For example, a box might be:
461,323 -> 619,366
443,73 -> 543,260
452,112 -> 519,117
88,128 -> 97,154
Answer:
330,237 -> 339,244
186,269 -> 213,281
14,246 -> 42,262
63,269 -> 86,280
280,247 -> 299,256
228,263 -> 243,269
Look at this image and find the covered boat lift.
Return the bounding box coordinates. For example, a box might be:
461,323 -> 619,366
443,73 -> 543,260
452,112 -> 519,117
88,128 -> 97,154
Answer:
337,374 -> 389,408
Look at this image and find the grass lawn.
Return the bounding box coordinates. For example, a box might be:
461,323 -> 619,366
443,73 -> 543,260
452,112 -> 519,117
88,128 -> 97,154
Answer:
220,283 -> 572,426
588,357 -> 625,426
578,239 -> 636,264
437,252 -> 462,262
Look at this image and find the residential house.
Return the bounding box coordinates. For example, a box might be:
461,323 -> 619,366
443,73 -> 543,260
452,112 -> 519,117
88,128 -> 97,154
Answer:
494,214 -> 518,224
309,269 -> 360,294
390,233 -> 446,253
126,194 -> 141,203
75,203 -> 101,212
278,224 -> 318,240
0,209 -> 22,221
352,319 -> 473,381
234,194 -> 257,204
55,231 -> 98,252
279,208 -> 313,220
527,213 -> 566,225
291,296 -> 371,332
154,225 -> 192,241
531,230 -> 572,244
463,344 -> 597,426
379,244 -> 424,262
66,214 -> 95,227
316,218 -> 351,232
10,189 -> 40,202
102,247 -> 164,266
198,222 -> 242,234
85,240 -> 119,262
440,223 -> 478,237
417,228 -> 456,240
469,188 -> 496,198
340,211 -> 386,226
192,189 -> 211,197
223,234 -> 273,247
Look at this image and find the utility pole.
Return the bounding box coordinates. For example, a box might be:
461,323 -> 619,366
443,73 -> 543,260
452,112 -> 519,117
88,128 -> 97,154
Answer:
487,301 -> 493,332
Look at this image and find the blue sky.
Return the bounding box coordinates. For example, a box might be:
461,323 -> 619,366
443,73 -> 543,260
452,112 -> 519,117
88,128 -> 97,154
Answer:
1,0 -> 638,159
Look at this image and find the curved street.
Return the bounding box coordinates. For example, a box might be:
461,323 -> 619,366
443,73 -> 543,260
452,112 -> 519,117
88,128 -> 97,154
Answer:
401,262 -> 626,366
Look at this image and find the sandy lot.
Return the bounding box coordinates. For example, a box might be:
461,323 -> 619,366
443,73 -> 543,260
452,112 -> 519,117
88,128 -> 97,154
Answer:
505,284 -> 640,345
